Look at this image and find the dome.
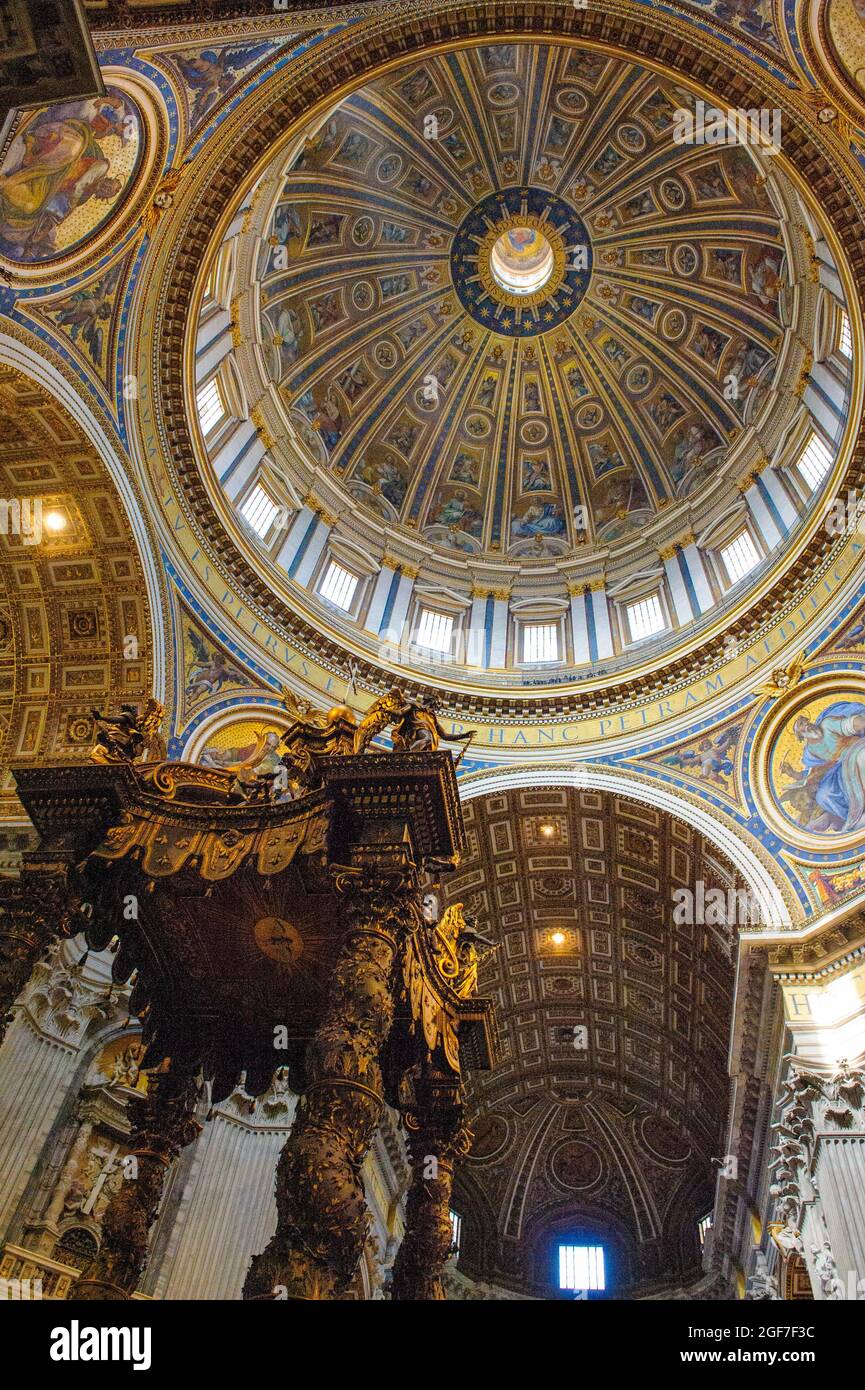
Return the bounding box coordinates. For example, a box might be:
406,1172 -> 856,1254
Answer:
191,38 -> 853,699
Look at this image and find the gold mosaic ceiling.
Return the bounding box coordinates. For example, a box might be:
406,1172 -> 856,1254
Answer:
249,42 -> 799,563
444,786 -> 740,1294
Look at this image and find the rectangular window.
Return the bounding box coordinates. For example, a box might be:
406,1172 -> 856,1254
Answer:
522,622 -> 559,663
415,607 -> 454,655
797,432 -> 832,492
698,1214 -> 713,1249
240,483 -> 279,539
318,559 -> 358,612
626,593 -> 665,642
559,1244 -> 606,1292
720,529 -> 760,585
839,310 -> 852,360
196,377 -> 225,436
449,1210 -> 462,1255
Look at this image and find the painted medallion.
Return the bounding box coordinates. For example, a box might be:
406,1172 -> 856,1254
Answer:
0,87 -> 142,263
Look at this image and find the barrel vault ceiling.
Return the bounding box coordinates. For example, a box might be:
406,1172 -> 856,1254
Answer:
442,786 -> 741,1295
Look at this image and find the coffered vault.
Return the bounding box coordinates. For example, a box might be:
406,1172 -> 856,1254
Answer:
441,785 -> 739,1296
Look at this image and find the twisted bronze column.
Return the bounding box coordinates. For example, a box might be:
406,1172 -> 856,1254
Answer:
75,1060 -> 202,1300
391,1072 -> 469,1301
244,863 -> 420,1301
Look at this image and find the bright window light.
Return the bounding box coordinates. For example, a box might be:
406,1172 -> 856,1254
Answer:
797,432 -> 832,492
522,622 -> 559,663
415,608 -> 454,654
720,530 -> 760,584
449,1210 -> 462,1254
839,311 -> 852,360
318,559 -> 358,611
240,483 -> 279,539
626,593 -> 665,642
196,377 -> 225,436
698,1214 -> 713,1248
559,1244 -> 605,1292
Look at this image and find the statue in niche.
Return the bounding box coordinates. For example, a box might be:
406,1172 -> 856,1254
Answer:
107,1040 -> 144,1089
746,1251 -> 780,1301
63,1138 -> 124,1221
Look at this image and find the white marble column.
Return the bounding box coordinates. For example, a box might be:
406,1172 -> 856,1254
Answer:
149,1074 -> 409,1300
151,1073 -> 295,1301
0,938 -> 127,1246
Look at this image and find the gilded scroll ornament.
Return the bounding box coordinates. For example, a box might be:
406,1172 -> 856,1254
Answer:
433,903 -> 497,999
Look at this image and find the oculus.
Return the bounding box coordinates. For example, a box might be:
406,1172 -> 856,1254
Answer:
450,188 -> 592,333
490,226 -> 555,295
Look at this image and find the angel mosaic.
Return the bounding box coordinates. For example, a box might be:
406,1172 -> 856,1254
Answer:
685,0 -> 779,47
184,626 -> 248,705
173,43 -> 274,127
660,725 -> 741,788
48,262 -> 123,368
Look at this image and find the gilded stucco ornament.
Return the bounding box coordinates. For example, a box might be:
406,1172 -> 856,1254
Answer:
140,164 -> 187,240
755,654 -> 807,700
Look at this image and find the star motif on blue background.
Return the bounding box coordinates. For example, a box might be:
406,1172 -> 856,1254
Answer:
449,186 -> 593,338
